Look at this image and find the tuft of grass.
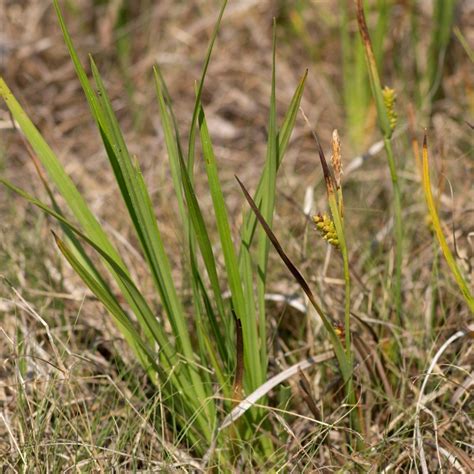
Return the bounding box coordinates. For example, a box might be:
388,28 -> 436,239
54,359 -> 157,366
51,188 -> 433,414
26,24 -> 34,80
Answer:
0,0 -> 310,464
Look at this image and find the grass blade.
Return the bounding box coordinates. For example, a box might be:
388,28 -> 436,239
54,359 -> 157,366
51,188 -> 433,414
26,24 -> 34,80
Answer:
153,67 -> 230,367
0,78 -> 126,271
187,0 -> 228,171
239,69 -> 307,258
255,21 -> 278,374
421,136 -> 474,313
198,105 -> 261,391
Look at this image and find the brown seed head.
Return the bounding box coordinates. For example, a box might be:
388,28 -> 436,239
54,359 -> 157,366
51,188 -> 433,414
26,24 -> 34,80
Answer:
331,129 -> 342,189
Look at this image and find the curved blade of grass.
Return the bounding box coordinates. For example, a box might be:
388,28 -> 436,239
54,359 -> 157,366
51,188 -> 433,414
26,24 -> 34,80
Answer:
51,231 -> 160,380
198,105 -> 261,391
187,0 -> 228,171
219,351 -> 334,430
20,134 -> 108,297
238,69 -> 307,258
421,136 -> 474,313
0,78 -> 126,272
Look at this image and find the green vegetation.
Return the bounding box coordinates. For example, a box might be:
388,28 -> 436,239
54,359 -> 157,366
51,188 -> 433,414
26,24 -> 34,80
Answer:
1,0 -> 472,471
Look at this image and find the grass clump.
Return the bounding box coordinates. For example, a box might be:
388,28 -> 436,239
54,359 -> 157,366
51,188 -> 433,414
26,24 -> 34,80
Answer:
1,0 -> 472,471
1,0 -> 311,466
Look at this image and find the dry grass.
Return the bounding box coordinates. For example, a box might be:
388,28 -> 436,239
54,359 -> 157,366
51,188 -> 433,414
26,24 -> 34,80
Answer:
1,0 -> 473,471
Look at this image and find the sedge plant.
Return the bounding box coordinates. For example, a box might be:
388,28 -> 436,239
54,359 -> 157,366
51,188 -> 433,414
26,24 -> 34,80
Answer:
0,0 -> 311,462
236,124 -> 365,450
309,127 -> 364,448
355,0 -> 404,326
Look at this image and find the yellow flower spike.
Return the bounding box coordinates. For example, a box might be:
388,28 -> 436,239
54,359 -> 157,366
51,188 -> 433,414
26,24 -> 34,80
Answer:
312,213 -> 340,248
382,86 -> 398,131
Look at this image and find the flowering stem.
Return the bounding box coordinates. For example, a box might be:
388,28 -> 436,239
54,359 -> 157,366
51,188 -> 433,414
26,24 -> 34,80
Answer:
384,136 -> 404,326
328,193 -> 364,450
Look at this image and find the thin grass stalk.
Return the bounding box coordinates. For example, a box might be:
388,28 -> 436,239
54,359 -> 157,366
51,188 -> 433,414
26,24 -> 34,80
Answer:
235,176 -> 365,451
383,136 -> 404,322
327,194 -> 363,448
312,132 -> 364,449
186,0 -> 228,172
453,26 -> 474,63
355,0 -> 404,325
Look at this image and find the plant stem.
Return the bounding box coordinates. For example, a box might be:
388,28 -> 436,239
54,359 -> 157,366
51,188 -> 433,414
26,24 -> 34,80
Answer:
383,136 -> 404,325
328,196 -> 364,450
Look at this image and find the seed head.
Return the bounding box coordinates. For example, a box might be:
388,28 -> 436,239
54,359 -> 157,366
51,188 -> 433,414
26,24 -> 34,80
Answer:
331,129 -> 342,189
382,86 -> 398,131
312,213 -> 339,248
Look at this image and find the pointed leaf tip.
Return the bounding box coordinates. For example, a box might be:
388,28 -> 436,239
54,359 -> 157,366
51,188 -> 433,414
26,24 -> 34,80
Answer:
315,134 -> 333,192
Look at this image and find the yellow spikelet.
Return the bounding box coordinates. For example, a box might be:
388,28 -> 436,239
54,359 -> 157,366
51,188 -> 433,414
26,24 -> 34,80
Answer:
312,213 -> 339,248
382,86 -> 398,131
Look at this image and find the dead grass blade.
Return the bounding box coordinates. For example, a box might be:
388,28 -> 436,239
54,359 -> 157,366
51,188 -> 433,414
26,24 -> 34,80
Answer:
219,351 -> 334,430
298,369 -> 321,420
